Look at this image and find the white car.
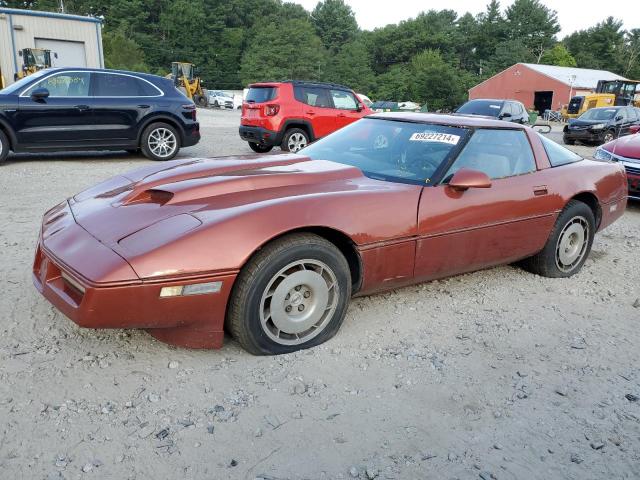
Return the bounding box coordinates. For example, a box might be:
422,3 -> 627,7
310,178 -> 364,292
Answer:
357,93 -> 372,107
208,90 -> 242,109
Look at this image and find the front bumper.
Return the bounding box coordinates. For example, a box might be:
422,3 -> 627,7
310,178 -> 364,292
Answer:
239,125 -> 281,146
563,128 -> 605,143
32,202 -> 235,349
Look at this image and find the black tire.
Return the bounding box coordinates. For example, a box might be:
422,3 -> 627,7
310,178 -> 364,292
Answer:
140,122 -> 181,161
563,136 -> 575,145
248,142 -> 273,153
602,130 -> 616,144
194,95 -> 208,107
213,100 -> 219,108
0,130 -> 9,163
281,128 -> 309,152
521,200 -> 595,278
226,233 -> 352,355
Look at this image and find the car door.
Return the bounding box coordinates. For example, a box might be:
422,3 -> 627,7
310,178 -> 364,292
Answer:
15,71 -> 93,146
414,128 -> 556,282
295,86 -> 336,138
330,89 -> 362,129
90,72 -> 157,144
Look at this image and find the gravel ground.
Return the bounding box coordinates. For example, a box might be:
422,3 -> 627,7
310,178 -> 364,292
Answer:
1,109 -> 639,480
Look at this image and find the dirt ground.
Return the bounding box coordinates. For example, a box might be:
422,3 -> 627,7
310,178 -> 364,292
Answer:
1,109 -> 639,480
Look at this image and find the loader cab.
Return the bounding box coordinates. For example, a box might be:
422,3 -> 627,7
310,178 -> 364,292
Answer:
596,80 -> 640,106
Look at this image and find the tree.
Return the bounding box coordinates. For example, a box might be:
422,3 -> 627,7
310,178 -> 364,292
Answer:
410,50 -> 471,110
240,18 -> 327,84
326,39 -> 375,94
622,29 -> 640,79
505,0 -> 560,62
474,0 -> 507,66
311,0 -> 358,53
540,43 -> 577,67
564,17 -> 625,71
102,30 -> 148,72
486,39 -> 534,74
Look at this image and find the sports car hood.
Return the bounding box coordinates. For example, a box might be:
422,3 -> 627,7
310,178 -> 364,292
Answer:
602,133 -> 640,159
69,153 -> 366,254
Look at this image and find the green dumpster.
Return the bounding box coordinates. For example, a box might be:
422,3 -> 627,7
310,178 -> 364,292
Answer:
528,110 -> 538,124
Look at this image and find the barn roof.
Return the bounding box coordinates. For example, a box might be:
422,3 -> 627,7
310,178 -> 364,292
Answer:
520,63 -> 627,89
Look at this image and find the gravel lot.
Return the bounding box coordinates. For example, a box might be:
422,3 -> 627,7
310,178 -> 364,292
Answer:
1,109 -> 639,480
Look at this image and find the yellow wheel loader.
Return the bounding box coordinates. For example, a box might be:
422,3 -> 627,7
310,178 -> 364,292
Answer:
170,62 -> 208,107
14,48 -> 53,81
567,79 -> 640,118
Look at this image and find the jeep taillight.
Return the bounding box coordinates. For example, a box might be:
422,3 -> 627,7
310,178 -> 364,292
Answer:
264,104 -> 280,116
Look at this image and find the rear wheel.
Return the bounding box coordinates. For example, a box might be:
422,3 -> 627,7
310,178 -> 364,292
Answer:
226,233 -> 351,355
194,95 -> 208,107
248,142 -> 273,153
0,130 -> 9,163
521,200 -> 595,278
140,122 -> 181,161
281,128 -> 309,152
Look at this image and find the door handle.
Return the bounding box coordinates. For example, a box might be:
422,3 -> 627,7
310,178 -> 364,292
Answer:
337,113 -> 346,117
137,104 -> 150,109
533,185 -> 548,196
75,105 -> 90,111
305,110 -> 315,115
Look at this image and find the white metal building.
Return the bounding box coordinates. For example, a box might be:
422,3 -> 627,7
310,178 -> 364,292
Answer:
0,7 -> 103,86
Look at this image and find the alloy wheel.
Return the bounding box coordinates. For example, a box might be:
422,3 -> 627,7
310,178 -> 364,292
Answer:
259,259 -> 339,346
287,133 -> 307,152
148,128 -> 177,159
555,216 -> 589,273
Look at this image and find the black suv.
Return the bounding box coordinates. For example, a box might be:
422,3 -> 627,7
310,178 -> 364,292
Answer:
0,67 -> 200,162
455,99 -> 529,124
563,106 -> 640,145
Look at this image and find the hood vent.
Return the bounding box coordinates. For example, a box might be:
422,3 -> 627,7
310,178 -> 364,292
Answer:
124,189 -> 174,206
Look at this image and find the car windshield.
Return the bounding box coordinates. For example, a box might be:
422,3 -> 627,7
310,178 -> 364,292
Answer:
456,100 -> 503,117
579,108 -> 618,121
301,118 -> 469,185
0,69 -> 48,95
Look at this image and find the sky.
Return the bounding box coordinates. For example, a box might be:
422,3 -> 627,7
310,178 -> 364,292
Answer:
292,0 -> 639,37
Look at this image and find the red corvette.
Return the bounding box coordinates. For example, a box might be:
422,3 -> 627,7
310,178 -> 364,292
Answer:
33,113 -> 628,355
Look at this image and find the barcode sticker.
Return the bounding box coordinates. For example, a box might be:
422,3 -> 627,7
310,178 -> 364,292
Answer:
409,132 -> 460,145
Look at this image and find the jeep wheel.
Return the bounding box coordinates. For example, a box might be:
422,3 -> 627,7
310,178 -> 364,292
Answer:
248,142 -> 273,153
281,128 -> 309,153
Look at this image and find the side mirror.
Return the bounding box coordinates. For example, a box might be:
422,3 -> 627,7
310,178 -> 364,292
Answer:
448,168 -> 492,191
355,103 -> 363,112
499,112 -> 512,119
30,87 -> 50,101
615,115 -> 623,121
630,124 -> 640,134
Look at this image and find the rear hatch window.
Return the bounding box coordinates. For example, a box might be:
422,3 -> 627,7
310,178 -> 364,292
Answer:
246,86 -> 277,103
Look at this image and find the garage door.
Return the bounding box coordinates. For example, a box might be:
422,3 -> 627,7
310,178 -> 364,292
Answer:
35,39 -> 87,68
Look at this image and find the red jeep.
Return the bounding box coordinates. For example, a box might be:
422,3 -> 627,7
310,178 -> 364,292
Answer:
239,80 -> 372,153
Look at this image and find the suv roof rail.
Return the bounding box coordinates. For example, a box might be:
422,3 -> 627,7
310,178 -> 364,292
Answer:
252,80 -> 352,91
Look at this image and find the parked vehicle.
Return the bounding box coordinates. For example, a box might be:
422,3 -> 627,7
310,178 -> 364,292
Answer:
208,90 -> 241,109
563,106 -> 640,145
594,125 -> 640,199
33,113 -> 627,354
15,48 -> 54,81
370,101 -> 422,113
0,67 -> 200,162
567,80 -> 640,119
170,61 -> 208,107
456,99 -> 529,124
239,80 -> 372,153
357,93 -> 372,107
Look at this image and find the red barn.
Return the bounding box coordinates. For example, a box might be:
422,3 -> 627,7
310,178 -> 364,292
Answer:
469,63 -> 627,115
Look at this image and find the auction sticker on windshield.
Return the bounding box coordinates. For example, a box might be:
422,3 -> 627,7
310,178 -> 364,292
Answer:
409,132 -> 460,145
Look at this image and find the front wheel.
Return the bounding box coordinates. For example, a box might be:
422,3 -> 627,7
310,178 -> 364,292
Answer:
602,130 -> 615,144
521,200 -> 595,278
140,122 -> 181,161
0,129 -> 9,163
226,233 -> 351,355
281,128 -> 309,152
563,136 -> 575,145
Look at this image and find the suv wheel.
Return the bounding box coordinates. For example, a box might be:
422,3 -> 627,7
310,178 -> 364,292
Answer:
248,142 -> 273,153
0,130 -> 9,163
603,130 -> 615,144
281,128 -> 309,152
141,122 -> 181,161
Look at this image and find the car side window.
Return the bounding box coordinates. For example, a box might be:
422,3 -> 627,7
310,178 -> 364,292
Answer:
93,73 -> 159,97
445,129 -> 536,180
538,133 -> 582,166
294,86 -> 333,108
330,89 -> 358,110
626,107 -> 637,122
616,109 -> 627,122
26,72 -> 90,97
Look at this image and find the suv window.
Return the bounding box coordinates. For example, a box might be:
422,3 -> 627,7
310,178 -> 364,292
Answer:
93,73 -> 159,97
446,129 -> 536,180
616,108 -> 628,121
538,133 -> 582,166
330,89 -> 358,110
26,72 -> 90,97
625,107 -> 637,122
246,86 -> 277,103
294,86 -> 333,108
